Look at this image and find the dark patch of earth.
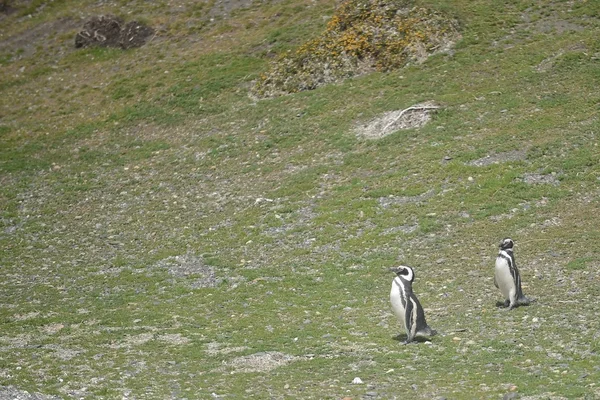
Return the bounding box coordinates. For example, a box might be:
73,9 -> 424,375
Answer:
0,17 -> 80,58
75,15 -> 154,49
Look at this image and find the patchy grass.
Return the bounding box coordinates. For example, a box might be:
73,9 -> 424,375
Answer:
1,0 -> 600,399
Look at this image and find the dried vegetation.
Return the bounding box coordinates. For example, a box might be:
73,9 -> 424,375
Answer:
252,0 -> 460,97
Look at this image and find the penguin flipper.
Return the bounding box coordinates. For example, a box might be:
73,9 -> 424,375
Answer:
425,326 -> 437,336
493,275 -> 499,289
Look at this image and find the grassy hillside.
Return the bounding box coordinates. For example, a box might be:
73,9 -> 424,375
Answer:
1,0 -> 599,399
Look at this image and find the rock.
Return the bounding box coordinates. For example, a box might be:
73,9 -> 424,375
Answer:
503,392 -> 519,400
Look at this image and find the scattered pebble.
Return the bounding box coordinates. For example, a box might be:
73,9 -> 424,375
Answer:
352,377 -> 363,384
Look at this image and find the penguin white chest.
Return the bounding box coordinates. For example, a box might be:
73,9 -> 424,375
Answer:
495,256 -> 515,300
390,278 -> 407,327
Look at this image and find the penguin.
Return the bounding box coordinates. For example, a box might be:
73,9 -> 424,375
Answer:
494,237 -> 531,310
389,265 -> 436,344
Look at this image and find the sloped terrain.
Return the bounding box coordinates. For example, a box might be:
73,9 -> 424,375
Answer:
1,0 -> 600,399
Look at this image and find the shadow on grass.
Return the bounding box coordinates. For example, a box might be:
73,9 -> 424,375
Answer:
494,299 -> 536,309
391,334 -> 433,344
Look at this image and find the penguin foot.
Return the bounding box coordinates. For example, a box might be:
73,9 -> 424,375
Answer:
518,296 -> 533,306
496,300 -> 511,308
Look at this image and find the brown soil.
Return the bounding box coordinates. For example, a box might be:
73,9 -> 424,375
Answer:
74,15 -> 155,49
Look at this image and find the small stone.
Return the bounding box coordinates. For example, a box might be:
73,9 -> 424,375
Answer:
352,377 -> 363,384
453,337 -> 462,341
503,392 -> 519,400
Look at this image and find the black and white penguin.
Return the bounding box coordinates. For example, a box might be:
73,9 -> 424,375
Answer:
494,237 -> 531,310
389,265 -> 436,344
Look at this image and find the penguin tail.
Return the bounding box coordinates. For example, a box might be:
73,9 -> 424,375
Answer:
518,295 -> 534,306
422,326 -> 437,337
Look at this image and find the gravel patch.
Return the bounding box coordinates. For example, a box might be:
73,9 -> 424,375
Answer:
0,387 -> 61,400
520,173 -> 560,185
378,189 -> 435,208
155,254 -> 221,289
107,332 -> 154,349
157,333 -> 190,345
218,351 -> 299,373
205,341 -> 250,356
467,150 -> 527,166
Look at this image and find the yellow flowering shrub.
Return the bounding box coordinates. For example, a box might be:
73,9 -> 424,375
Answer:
252,0 -> 460,98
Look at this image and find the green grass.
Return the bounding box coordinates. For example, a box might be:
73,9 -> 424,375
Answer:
1,0 -> 600,399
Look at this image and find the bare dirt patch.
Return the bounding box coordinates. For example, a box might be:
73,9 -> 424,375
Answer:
157,333 -> 191,345
520,173 -> 560,186
355,102 -> 440,139
467,150 -> 527,167
218,351 -> 299,373
0,17 -> 80,58
466,150 -> 527,167
155,254 -> 221,289
209,0 -> 255,18
107,332 -> 154,349
205,341 -> 250,356
378,189 -> 436,207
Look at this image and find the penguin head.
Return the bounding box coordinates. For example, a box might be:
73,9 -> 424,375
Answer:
389,265 -> 415,282
499,237 -> 514,250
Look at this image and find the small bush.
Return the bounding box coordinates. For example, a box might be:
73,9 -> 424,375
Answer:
252,0 -> 461,98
